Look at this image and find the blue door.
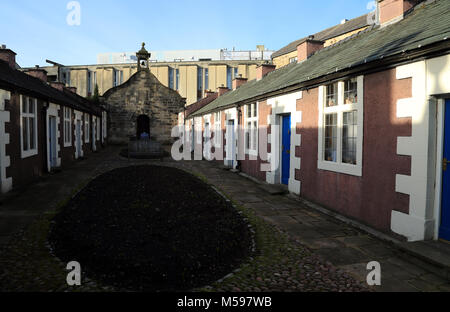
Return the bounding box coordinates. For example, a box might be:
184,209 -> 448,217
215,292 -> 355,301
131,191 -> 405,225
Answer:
281,115 -> 291,185
440,99 -> 450,241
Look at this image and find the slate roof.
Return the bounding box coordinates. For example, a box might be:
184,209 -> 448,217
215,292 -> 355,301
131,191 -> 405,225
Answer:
191,0 -> 450,118
185,92 -> 218,118
0,60 -> 101,114
271,14 -> 370,59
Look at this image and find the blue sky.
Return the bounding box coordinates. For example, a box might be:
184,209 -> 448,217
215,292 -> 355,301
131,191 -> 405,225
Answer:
0,0 -> 373,67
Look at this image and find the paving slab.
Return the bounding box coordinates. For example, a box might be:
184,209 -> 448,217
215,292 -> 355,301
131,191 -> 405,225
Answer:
356,243 -> 398,259
313,247 -> 372,266
299,238 -> 347,250
336,235 -> 378,247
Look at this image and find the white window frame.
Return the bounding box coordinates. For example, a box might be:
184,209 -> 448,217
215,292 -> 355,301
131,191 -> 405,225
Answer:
20,95 -> 38,158
63,107 -> 72,147
244,102 -> 258,156
318,75 -> 364,176
84,113 -> 90,143
213,111 -> 222,147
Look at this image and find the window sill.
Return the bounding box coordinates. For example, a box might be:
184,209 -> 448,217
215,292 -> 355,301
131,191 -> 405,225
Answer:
317,160 -> 362,177
64,142 -> 72,148
21,149 -> 38,159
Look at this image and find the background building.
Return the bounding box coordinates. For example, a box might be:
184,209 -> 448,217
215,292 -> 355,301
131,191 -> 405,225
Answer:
271,14 -> 370,68
34,47 -> 273,106
97,47 -> 273,64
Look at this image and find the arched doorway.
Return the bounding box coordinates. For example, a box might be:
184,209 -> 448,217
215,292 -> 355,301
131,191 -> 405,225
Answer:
136,115 -> 150,139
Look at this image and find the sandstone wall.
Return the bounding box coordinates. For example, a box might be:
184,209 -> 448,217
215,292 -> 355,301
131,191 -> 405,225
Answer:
103,70 -> 185,145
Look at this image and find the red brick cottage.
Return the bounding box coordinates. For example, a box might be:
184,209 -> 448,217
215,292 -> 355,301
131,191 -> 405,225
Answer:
0,47 -> 107,193
183,0 -> 450,242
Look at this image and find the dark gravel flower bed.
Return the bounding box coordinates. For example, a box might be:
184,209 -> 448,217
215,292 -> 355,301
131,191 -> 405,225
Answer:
49,165 -> 252,291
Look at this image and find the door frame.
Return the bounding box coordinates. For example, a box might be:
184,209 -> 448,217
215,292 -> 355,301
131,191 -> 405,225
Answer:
224,108 -> 237,169
46,103 -> 61,172
74,111 -> 84,159
434,98 -> 449,240
49,116 -> 57,168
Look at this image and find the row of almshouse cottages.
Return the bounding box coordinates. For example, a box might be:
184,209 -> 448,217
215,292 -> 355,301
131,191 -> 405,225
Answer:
0,47 -> 107,194
180,0 -> 450,242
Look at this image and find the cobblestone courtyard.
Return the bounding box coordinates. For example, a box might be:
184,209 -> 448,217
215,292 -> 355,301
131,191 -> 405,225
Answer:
0,146 -> 449,292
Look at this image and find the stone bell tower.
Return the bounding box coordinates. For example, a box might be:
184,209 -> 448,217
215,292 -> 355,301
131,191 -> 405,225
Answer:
136,42 -> 151,71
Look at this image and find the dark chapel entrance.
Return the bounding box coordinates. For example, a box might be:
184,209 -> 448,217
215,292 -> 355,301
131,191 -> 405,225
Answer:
137,114 -> 150,139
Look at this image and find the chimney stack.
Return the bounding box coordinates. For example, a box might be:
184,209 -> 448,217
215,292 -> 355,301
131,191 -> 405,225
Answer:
25,65 -> 48,82
256,63 -> 276,81
297,38 -> 324,63
0,45 -> 16,69
232,75 -> 248,90
50,82 -> 65,92
204,90 -> 215,98
377,0 -> 419,26
67,87 -> 77,94
217,85 -> 230,97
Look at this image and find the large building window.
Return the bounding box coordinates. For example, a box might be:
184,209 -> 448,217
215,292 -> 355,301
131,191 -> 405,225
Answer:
197,68 -> 203,91
87,71 -> 92,94
20,95 -> 38,158
318,76 -> 363,176
245,103 -> 258,155
113,69 -> 123,87
175,69 -> 180,91
227,67 -> 232,89
64,107 -> 72,147
205,68 -> 209,90
197,67 -> 203,100
169,68 -> 174,89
